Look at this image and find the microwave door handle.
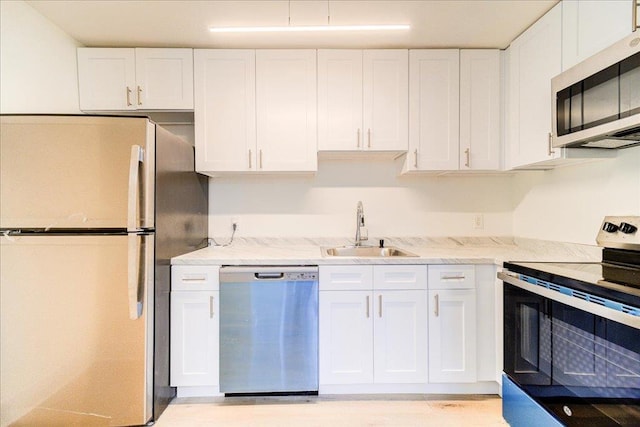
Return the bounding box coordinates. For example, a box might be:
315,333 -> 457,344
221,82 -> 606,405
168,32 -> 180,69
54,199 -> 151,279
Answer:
127,145 -> 143,232
128,234 -> 143,320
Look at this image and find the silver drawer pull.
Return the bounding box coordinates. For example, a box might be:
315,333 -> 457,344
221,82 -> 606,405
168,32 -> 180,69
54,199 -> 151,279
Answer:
366,295 -> 370,318
378,295 -> 382,318
441,275 -> 466,280
434,294 -> 439,317
182,277 -> 207,282
210,296 -> 215,318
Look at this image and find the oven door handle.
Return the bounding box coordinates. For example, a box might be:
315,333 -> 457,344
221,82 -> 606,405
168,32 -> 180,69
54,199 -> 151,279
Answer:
498,271 -> 640,329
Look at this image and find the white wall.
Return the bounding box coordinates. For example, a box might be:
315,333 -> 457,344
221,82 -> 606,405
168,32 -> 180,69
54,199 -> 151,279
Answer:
512,146 -> 640,245
0,0 -> 81,113
209,158 -> 514,239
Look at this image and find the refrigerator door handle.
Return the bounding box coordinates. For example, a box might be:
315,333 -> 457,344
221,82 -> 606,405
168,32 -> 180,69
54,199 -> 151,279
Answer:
128,145 -> 144,232
128,233 -> 143,320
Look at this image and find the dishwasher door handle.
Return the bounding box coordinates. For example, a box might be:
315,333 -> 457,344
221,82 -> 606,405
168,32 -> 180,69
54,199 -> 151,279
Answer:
254,272 -> 285,280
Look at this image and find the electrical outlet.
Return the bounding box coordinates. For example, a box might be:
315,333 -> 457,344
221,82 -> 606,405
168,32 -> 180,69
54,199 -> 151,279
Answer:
473,214 -> 484,230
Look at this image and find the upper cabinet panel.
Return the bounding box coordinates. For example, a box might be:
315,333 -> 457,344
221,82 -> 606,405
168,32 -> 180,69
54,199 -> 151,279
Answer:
562,0 -> 634,71
362,50 -> 409,152
318,49 -> 408,153
78,48 -> 136,111
407,49 -> 460,171
78,48 -> 194,111
256,50 -> 317,172
135,48 -> 194,110
505,3 -> 562,169
194,49 -> 256,173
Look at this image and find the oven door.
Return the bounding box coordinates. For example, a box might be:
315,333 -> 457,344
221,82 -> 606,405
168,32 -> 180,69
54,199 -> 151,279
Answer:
502,277 -> 640,426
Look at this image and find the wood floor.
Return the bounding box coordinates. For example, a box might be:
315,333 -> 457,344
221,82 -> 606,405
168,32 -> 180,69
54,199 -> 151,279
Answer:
155,395 -> 508,426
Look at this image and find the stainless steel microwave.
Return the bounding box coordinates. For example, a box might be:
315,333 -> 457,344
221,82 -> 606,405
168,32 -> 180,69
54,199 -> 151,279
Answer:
552,32 -> 640,149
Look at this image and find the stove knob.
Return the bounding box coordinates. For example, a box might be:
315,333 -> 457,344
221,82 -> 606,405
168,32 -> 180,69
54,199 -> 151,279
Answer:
602,222 -> 619,233
619,222 -> 638,234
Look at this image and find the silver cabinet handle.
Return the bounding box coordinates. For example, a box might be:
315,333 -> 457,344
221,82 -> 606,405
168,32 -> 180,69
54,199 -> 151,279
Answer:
441,275 -> 466,280
126,86 -> 133,106
368,128 -> 371,148
259,149 -> 263,169
434,294 -> 439,317
248,149 -> 252,169
464,148 -> 470,168
182,276 -> 207,282
366,295 -> 370,318
357,128 -> 361,148
414,149 -> 418,168
210,296 -> 215,318
378,294 -> 382,318
548,132 -> 555,156
137,85 -> 143,106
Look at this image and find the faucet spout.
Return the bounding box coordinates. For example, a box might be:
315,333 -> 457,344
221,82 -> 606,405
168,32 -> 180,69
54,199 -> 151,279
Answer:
355,201 -> 367,246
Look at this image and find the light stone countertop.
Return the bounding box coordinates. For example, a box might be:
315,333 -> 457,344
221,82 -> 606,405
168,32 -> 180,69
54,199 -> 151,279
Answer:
171,236 -> 602,266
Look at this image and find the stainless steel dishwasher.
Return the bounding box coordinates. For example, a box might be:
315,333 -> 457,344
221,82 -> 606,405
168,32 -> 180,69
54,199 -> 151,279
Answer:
219,266 -> 319,394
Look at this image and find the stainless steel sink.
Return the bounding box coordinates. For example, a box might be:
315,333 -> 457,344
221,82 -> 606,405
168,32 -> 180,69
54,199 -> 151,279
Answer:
322,245 -> 418,257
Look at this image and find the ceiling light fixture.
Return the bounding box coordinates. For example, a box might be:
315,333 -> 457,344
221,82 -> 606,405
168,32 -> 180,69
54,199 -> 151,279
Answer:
209,24 -> 410,33
208,0 -> 410,33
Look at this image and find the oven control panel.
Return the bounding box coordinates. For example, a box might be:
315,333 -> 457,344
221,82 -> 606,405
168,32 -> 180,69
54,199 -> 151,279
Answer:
597,216 -> 640,250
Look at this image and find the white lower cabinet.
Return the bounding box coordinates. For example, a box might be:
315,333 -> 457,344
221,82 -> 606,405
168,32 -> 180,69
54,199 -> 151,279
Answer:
428,289 -> 477,383
319,290 -> 374,384
319,265 -> 428,387
427,265 -> 477,383
373,290 -> 428,383
170,290 -> 219,387
170,266 -> 220,391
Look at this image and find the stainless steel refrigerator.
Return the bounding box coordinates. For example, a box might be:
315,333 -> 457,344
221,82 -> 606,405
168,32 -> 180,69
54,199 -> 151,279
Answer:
0,115 -> 208,426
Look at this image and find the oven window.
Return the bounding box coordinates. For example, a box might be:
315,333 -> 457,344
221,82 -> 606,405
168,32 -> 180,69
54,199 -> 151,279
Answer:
504,283 -> 640,426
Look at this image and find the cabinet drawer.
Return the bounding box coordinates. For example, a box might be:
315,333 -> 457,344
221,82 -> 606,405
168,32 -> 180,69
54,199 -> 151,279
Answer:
428,265 -> 475,290
171,265 -> 220,291
319,266 -> 373,291
373,265 -> 427,290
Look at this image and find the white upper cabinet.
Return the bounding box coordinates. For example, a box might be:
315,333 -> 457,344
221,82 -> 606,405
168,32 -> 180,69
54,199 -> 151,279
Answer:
363,50 -> 409,152
505,3 -> 562,169
317,50 -> 364,151
256,50 -> 317,171
459,50 -> 501,171
194,49 -> 317,175
562,0 -> 634,71
318,50 -> 408,152
407,50 -> 460,171
77,48 -> 193,111
134,48 -> 194,110
194,49 -> 256,172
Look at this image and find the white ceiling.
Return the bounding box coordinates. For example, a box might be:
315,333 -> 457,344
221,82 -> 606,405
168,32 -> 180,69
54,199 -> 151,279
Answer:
26,0 -> 559,50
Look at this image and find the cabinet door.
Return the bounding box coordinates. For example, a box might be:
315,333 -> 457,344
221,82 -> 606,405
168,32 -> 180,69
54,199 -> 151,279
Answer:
507,4 -> 561,168
194,49 -> 256,173
78,48 -> 136,111
562,0 -> 633,71
373,290 -> 428,383
135,48 -> 194,110
408,50 -> 460,170
170,291 -> 219,387
428,289 -> 477,383
363,50 -> 409,151
317,50 -> 363,151
319,291 -> 374,385
460,50 -> 501,171
256,50 -> 317,171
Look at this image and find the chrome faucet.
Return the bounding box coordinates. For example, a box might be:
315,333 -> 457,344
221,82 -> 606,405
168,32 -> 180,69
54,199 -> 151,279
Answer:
354,201 -> 368,246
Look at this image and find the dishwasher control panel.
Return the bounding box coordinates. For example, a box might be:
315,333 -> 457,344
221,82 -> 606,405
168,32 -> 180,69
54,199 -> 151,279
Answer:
283,272 -> 318,281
